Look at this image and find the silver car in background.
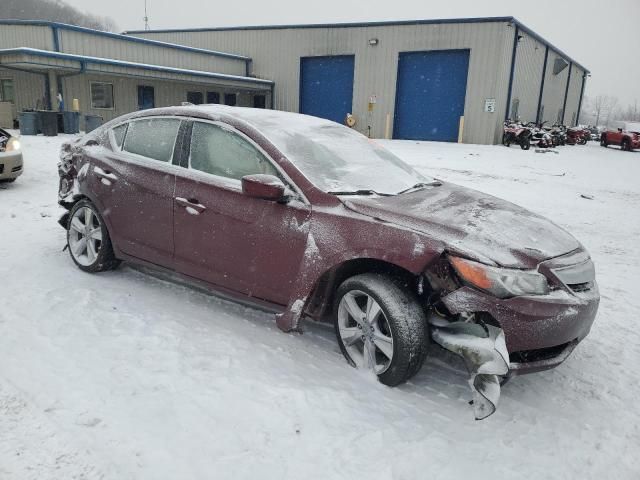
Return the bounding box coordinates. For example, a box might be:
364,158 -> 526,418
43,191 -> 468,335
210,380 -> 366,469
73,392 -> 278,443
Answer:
0,128 -> 23,183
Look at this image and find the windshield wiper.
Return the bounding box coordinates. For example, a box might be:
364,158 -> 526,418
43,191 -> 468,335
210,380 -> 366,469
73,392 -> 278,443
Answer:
328,189 -> 392,196
396,181 -> 442,195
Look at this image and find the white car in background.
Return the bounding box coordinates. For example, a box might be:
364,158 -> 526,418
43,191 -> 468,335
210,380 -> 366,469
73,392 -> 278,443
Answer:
0,128 -> 23,183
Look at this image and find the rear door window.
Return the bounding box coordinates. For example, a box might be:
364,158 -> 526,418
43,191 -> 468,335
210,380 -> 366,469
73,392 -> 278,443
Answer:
123,118 -> 181,162
111,123 -> 127,149
189,121 -> 278,181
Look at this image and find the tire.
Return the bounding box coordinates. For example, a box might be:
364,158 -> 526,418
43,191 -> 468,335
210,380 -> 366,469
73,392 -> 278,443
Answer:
520,137 -> 531,150
621,139 -> 631,152
66,199 -> 120,273
502,133 -> 511,147
601,134 -> 608,147
0,178 -> 16,183
334,273 -> 429,387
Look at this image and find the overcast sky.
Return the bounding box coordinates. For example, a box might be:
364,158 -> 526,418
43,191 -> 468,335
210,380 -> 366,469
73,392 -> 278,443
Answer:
65,0 -> 639,106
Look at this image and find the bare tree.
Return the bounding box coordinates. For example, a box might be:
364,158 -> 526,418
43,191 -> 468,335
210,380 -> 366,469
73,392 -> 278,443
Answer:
0,0 -> 117,32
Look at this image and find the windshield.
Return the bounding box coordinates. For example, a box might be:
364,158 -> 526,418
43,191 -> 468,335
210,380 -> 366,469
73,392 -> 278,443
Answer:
244,112 -> 431,194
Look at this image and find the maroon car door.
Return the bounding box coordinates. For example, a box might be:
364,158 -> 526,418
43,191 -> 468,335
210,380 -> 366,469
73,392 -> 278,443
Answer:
87,117 -> 183,268
173,121 -> 311,305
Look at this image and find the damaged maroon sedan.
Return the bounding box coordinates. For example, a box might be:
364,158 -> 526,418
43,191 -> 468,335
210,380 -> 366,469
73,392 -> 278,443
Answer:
57,106 -> 598,415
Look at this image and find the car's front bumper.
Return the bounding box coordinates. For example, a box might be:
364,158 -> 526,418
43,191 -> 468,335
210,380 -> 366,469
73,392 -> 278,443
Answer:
440,251 -> 599,375
0,150 -> 24,180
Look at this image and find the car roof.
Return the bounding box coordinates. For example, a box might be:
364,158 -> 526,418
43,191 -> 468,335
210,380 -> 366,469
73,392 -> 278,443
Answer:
130,104 -> 344,135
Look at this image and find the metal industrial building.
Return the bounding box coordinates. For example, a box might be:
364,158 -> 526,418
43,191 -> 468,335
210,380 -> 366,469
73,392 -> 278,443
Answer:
0,20 -> 273,129
125,17 -> 589,145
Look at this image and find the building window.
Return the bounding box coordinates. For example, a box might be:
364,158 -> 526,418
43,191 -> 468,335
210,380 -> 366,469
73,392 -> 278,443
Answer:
137,85 -> 155,110
0,79 -> 15,103
90,82 -> 114,109
253,95 -> 266,109
206,92 -> 220,104
224,93 -> 237,106
187,91 -> 204,105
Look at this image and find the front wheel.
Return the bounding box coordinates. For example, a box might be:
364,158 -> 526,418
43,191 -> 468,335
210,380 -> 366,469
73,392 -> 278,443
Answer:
502,133 -> 511,147
520,137 -> 531,150
334,274 -> 429,387
600,135 -> 608,147
67,199 -> 120,273
621,139 -> 631,151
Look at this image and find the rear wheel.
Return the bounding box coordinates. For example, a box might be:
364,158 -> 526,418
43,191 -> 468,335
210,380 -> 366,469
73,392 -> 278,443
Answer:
334,274 -> 429,387
67,199 -> 120,273
520,137 -> 531,150
600,134 -> 608,147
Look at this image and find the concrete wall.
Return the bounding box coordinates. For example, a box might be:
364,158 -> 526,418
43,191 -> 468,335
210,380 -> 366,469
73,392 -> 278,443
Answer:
131,21 -> 517,144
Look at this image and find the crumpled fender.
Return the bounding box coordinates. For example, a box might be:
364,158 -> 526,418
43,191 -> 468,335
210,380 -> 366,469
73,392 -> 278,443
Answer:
276,214 -> 444,332
428,314 -> 509,420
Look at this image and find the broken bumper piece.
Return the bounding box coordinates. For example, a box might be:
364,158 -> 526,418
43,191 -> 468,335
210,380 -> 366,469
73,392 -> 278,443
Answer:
428,314 -> 509,420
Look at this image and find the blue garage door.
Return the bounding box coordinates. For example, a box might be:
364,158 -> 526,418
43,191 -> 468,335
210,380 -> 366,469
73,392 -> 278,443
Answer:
300,55 -> 355,124
394,50 -> 470,142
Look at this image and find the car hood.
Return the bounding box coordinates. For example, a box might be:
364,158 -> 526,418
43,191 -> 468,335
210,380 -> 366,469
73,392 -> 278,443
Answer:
343,182 -> 581,269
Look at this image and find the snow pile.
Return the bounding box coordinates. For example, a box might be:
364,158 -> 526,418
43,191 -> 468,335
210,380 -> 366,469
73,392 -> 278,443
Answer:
1,135 -> 639,479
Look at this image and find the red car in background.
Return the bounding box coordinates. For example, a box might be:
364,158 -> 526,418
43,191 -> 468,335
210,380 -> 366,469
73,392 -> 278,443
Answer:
601,122 -> 640,151
56,106 -> 599,388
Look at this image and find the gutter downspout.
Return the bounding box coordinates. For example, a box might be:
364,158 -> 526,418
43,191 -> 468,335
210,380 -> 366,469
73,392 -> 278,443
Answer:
504,25 -> 519,121
561,62 -> 573,125
51,25 -> 60,52
270,82 -> 275,110
576,73 -> 587,126
536,46 -> 549,125
56,61 -> 86,109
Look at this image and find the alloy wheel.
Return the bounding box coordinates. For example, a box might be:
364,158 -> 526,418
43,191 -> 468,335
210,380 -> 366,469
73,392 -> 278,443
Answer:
68,206 -> 103,266
337,290 -> 394,374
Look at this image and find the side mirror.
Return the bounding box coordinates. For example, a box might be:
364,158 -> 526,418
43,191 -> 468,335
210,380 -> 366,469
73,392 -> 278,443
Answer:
241,174 -> 286,201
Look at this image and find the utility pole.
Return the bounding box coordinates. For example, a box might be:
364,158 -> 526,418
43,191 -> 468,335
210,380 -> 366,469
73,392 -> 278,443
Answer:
144,0 -> 150,31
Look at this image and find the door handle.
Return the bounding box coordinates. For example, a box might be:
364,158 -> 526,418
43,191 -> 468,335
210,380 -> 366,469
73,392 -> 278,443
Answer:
175,197 -> 207,215
94,166 -> 117,182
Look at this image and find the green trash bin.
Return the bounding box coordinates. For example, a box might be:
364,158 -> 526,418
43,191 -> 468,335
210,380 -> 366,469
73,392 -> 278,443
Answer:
18,112 -> 38,135
84,114 -> 103,133
62,112 -> 80,134
38,110 -> 58,136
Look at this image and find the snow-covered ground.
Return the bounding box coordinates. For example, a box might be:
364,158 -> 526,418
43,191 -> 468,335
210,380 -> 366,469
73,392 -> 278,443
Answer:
1,133 -> 639,479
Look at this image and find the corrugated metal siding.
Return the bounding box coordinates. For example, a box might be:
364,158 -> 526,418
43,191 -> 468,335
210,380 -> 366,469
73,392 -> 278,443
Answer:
564,65 -> 584,126
61,73 -> 268,123
0,68 -> 47,114
56,30 -> 246,77
540,51 -> 570,124
0,25 -> 52,50
132,21 -> 516,144
510,31 -> 545,123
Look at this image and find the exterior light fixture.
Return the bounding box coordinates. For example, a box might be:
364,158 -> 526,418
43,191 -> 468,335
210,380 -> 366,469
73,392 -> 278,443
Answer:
368,38 -> 379,46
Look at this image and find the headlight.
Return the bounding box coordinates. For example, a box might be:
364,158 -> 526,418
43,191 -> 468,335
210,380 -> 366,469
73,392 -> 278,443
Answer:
5,137 -> 21,152
449,256 -> 550,298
